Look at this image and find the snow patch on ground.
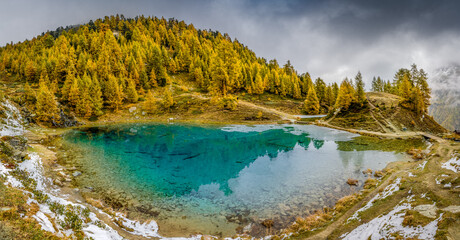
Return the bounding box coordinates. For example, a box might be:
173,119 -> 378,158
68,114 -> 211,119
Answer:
441,155 -> 460,173
115,212 -> 160,238
0,163 -> 23,188
0,100 -> 24,137
17,153 -> 51,191
348,178 -> 401,222
341,202 -> 442,240
32,211 -> 56,233
417,161 -> 427,170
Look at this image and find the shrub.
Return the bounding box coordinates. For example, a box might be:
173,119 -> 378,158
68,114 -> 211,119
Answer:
219,95 -> 238,111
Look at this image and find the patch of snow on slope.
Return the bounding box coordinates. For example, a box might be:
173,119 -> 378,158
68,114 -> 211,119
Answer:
17,153 -> 51,191
115,212 -> 160,238
348,178 -> 401,222
341,202 -> 442,240
0,161 -> 23,188
418,161 -> 428,170
0,100 -> 24,137
441,155 -> 460,173
32,211 -> 56,233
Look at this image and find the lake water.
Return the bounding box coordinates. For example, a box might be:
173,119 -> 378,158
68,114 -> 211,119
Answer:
63,124 -> 416,237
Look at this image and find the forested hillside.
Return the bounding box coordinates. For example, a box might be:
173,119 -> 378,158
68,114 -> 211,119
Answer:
0,15 -> 433,127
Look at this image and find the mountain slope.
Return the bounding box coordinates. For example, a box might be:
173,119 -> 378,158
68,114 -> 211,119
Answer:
428,65 -> 460,131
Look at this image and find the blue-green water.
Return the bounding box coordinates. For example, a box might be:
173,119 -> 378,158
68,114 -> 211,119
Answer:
64,124 -> 411,237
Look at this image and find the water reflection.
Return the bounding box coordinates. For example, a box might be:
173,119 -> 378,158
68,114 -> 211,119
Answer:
64,124 -> 414,237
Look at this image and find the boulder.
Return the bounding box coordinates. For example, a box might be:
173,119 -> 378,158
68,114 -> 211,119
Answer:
129,107 -> 137,113
347,178 -> 359,186
442,205 -> 460,214
414,204 -> 437,218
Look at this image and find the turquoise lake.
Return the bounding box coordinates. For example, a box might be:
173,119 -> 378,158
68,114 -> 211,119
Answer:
63,124 -> 413,237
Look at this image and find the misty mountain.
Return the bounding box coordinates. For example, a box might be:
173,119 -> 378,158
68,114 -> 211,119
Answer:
428,65 -> 460,131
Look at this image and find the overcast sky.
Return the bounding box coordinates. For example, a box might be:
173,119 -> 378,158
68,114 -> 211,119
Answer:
1,0 -> 460,86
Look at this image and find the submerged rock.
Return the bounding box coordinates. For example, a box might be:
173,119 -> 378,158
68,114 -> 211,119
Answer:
261,219 -> 274,228
72,171 -> 82,177
347,178 -> 359,186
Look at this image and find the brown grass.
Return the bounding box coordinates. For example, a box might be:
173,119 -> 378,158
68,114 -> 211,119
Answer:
363,178 -> 379,189
288,209 -> 333,232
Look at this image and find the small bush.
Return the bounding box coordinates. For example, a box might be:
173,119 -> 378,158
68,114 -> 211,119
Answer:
218,95 -> 238,111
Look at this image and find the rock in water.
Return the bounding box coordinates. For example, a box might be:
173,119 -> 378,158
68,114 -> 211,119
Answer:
347,178 -> 359,186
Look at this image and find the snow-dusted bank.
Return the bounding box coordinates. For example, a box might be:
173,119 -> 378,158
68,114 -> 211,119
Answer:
341,196 -> 442,240
347,178 -> 401,222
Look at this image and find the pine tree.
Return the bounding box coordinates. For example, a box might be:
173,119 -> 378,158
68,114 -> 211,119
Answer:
24,81 -> 36,103
74,74 -> 93,118
68,76 -> 81,109
143,90 -> 157,114
25,60 -> 37,82
411,87 -> 425,115
212,58 -> 229,96
384,80 -> 392,93
254,73 -> 264,94
399,73 -> 412,101
325,85 -> 335,108
35,80 -> 60,124
89,75 -> 103,116
314,78 -> 326,104
193,67 -> 204,86
125,78 -> 139,103
335,79 -> 356,111
415,68 -> 431,112
293,81 -> 302,99
332,82 -> 339,103
149,68 -> 158,89
162,87 -> 174,110
371,77 -> 376,91
354,71 -> 367,106
376,77 -> 384,92
104,75 -> 123,111
303,85 -> 320,114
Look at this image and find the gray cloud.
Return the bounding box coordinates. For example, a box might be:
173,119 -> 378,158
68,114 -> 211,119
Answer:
1,0 -> 459,88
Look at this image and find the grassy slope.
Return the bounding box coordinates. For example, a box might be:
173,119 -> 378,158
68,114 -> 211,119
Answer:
326,92 -> 447,135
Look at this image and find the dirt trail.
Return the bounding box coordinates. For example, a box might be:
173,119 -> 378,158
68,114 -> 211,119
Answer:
179,93 -> 298,121
315,121 -> 422,139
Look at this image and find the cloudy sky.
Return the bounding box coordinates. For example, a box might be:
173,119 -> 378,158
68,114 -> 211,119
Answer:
1,0 -> 460,86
